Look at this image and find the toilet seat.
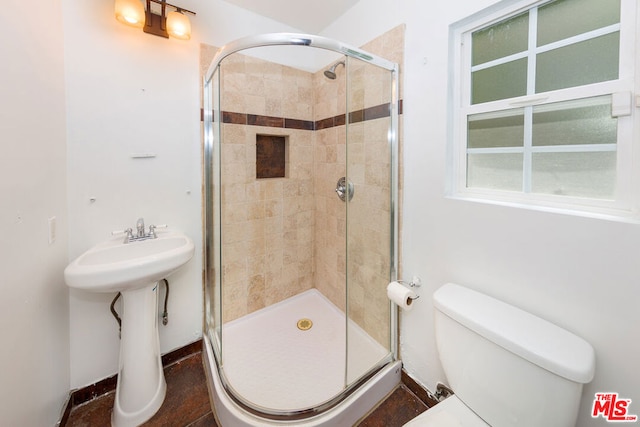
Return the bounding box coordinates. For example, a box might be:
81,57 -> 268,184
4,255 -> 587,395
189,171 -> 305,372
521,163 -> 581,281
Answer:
403,395 -> 489,426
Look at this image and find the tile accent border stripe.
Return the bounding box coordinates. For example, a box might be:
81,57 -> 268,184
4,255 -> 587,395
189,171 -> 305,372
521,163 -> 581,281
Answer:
200,100 -> 403,130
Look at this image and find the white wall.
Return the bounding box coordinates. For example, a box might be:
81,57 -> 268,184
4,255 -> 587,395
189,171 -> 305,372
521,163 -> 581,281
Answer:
196,0 -> 337,72
0,0 -> 70,424
325,1 -> 640,426
62,0 -> 311,389
320,0 -> 403,48
63,0 -> 203,388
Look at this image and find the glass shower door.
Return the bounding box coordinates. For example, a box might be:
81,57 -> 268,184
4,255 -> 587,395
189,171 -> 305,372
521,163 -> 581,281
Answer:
345,56 -> 397,387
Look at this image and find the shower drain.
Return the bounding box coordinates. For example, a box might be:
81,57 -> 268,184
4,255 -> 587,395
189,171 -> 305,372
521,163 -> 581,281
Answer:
297,318 -> 313,331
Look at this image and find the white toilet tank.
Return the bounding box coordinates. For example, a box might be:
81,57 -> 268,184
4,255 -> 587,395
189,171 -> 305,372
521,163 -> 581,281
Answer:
434,283 -> 595,427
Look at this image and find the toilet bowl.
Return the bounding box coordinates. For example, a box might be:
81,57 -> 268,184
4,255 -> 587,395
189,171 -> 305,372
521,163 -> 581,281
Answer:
403,283 -> 595,427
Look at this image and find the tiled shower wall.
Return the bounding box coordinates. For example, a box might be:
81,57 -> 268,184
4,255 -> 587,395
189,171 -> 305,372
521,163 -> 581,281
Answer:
200,25 -> 405,347
207,51 -> 317,322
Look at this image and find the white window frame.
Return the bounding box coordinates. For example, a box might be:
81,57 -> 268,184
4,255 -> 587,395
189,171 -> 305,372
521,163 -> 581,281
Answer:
448,0 -> 640,220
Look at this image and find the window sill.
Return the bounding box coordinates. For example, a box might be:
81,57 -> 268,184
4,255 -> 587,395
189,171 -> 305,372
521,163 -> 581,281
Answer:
447,191 -> 640,224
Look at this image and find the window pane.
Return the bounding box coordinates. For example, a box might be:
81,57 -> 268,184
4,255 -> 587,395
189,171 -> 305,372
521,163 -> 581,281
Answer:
536,32 -> 619,93
537,0 -> 620,47
532,97 -> 617,146
468,109 -> 524,148
472,58 -> 528,104
467,153 -> 523,191
472,12 -> 529,65
531,152 -> 616,198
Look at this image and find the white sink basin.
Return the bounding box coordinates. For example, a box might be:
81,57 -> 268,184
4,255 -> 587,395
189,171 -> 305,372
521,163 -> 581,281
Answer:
65,230 -> 195,292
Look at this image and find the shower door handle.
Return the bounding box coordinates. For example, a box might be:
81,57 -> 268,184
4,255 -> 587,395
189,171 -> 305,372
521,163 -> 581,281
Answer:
335,177 -> 354,202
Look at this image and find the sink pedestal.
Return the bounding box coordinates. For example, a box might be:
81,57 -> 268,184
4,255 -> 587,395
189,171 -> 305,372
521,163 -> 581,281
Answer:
112,281 -> 166,427
63,229 -> 194,426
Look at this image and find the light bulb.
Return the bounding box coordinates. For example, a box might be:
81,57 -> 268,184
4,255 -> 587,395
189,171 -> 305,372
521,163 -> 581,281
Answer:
115,0 -> 145,28
166,10 -> 191,40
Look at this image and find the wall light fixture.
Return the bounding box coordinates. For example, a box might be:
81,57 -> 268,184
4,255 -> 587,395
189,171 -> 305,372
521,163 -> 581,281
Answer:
115,0 -> 195,40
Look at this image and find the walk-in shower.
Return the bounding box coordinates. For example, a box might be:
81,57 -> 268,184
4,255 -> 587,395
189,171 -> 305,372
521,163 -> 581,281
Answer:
202,32 -> 401,425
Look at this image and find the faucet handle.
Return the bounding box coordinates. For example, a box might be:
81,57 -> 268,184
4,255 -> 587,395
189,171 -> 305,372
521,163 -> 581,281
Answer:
111,227 -> 133,236
148,224 -> 167,238
111,228 -> 134,243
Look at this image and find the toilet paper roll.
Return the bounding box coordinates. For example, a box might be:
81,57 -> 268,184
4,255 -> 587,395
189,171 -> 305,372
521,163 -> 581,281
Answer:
387,281 -> 417,311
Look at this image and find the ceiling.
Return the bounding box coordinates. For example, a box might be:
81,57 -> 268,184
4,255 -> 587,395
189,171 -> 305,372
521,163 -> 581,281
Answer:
220,0 -> 361,33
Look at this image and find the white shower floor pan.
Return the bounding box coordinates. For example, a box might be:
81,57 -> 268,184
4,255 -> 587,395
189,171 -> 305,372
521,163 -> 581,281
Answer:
222,289 -> 388,410
203,289 -> 401,426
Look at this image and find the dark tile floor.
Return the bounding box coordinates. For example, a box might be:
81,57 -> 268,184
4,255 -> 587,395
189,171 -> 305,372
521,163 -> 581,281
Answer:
65,350 -> 429,427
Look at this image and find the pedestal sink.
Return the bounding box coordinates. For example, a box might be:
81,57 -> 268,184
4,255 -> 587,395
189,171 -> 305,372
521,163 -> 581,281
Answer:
65,229 -> 195,427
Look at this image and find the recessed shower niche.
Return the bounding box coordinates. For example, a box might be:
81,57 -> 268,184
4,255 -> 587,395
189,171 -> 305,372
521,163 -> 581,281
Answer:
256,134 -> 287,179
202,29 -> 404,425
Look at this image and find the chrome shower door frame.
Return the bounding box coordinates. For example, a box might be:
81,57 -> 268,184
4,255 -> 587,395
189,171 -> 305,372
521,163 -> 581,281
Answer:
202,32 -> 400,421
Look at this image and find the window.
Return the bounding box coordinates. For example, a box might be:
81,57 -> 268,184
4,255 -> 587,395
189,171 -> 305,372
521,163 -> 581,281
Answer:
449,0 -> 639,218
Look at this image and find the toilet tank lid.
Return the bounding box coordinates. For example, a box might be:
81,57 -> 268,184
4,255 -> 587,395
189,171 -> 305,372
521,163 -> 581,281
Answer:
434,283 -> 595,384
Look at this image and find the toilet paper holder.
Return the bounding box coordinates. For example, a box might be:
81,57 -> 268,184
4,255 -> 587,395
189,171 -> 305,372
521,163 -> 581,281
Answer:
397,276 -> 422,299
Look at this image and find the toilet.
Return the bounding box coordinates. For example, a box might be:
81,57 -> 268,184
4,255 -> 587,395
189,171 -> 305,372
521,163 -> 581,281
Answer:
405,283 -> 595,427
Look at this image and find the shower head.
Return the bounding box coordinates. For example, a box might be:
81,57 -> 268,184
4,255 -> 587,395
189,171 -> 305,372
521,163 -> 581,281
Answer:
323,61 -> 345,80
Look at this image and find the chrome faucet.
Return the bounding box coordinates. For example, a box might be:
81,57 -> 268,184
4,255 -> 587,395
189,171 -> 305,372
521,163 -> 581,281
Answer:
112,219 -> 166,243
136,218 -> 145,238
